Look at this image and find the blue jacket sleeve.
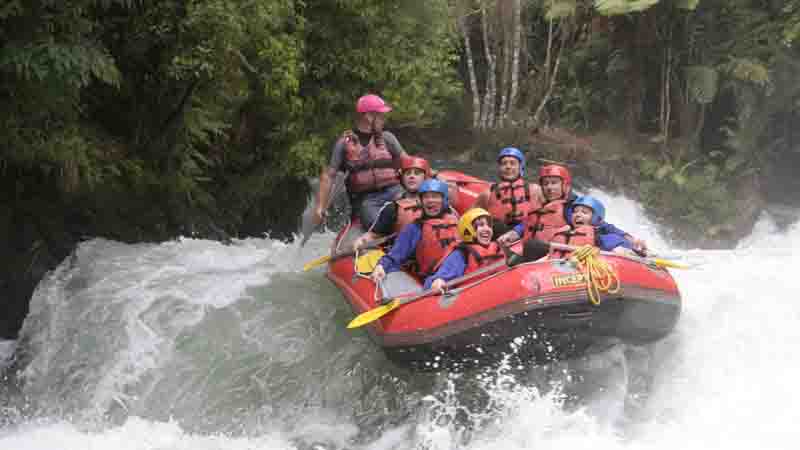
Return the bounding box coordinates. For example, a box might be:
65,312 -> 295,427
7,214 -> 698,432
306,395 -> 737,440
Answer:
596,221 -> 628,237
377,223 -> 421,273
596,233 -> 633,251
513,222 -> 525,236
423,250 -> 467,289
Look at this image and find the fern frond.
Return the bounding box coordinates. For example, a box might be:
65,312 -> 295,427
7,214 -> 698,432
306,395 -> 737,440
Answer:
0,42 -> 120,88
722,58 -> 771,89
673,0 -> 699,10
684,65 -> 718,104
545,0 -> 578,20
594,0 -> 661,16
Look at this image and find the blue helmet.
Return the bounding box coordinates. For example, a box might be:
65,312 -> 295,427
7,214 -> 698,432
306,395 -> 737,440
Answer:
497,147 -> 526,176
419,179 -> 449,210
572,195 -> 605,226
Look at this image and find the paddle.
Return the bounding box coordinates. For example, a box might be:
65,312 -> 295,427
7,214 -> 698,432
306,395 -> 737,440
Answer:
303,233 -> 396,272
548,242 -> 689,269
347,259 -> 508,329
300,171 -> 348,247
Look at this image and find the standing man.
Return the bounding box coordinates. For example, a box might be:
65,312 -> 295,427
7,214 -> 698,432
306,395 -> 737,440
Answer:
312,94 -> 409,228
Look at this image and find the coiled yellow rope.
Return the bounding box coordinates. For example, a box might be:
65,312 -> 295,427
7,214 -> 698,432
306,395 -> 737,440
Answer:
568,245 -> 621,305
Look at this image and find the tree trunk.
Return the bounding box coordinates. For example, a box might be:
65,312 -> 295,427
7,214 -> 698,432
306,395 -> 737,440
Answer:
497,2 -> 511,126
460,14 -> 481,129
544,18 -> 554,87
507,0 -> 521,126
659,45 -> 672,143
480,5 -> 497,129
532,40 -> 562,127
498,39 -> 510,126
531,18 -> 563,128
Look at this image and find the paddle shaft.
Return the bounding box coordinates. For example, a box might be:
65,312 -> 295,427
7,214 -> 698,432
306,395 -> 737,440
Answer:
347,259 -> 510,328
445,263 -> 516,296
548,242 -> 685,268
390,259 -> 508,307
332,233 -> 396,262
303,233 -> 396,271
301,171 -> 349,246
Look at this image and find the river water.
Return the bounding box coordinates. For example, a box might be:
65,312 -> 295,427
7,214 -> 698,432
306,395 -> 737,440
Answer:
1,188 -> 799,449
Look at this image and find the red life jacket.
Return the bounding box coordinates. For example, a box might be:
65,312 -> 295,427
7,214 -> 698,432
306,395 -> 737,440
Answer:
486,178 -> 540,225
461,241 -> 506,274
524,199 -> 567,242
415,213 -> 459,277
342,133 -> 401,193
549,225 -> 596,258
393,196 -> 422,232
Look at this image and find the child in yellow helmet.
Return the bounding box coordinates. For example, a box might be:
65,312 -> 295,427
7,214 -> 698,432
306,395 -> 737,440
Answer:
426,208 -> 508,293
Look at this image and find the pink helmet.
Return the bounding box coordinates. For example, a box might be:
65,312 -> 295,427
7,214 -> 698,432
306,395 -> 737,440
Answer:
356,94 -> 392,113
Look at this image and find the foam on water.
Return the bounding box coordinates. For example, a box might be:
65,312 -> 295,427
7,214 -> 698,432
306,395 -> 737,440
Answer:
410,199 -> 800,450
0,340 -> 15,371
0,417 -> 296,450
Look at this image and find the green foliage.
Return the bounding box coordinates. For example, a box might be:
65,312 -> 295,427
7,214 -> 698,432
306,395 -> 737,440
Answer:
0,43 -> 120,88
481,0 -> 797,241
781,1 -> 800,45
594,0 -> 698,15
637,152 -> 735,238
553,34 -> 618,130
594,0 -> 661,16
684,65 -> 718,104
0,0 -> 459,242
721,58 -> 771,89
302,0 -> 459,130
3,0 -> 798,245
674,0 -> 700,10
545,0 -> 578,20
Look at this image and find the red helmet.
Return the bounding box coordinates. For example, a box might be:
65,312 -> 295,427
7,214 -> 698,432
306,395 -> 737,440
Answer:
400,156 -> 431,178
538,164 -> 572,198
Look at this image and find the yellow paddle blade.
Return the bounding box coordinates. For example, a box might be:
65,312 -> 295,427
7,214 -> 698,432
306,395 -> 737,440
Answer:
303,254 -> 332,272
356,249 -> 385,274
651,258 -> 689,269
347,299 -> 400,329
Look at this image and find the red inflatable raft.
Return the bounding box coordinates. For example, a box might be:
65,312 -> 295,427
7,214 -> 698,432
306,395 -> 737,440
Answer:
326,170 -> 681,370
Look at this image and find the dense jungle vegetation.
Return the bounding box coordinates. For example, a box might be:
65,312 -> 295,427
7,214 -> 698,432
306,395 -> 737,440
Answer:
2,0 -> 800,337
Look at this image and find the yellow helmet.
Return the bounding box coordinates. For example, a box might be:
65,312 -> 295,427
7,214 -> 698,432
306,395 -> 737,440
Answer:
458,208 -> 492,243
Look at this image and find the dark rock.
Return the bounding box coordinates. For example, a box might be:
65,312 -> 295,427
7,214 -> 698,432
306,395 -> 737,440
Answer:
0,176 -> 311,340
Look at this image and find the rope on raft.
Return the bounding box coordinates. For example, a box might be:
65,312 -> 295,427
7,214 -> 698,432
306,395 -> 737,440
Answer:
569,245 -> 621,305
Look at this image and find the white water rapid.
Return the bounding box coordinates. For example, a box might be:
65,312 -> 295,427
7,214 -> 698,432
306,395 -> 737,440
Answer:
1,189 -> 799,450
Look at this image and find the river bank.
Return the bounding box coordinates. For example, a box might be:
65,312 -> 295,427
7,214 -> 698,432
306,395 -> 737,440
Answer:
400,125 -> 798,249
